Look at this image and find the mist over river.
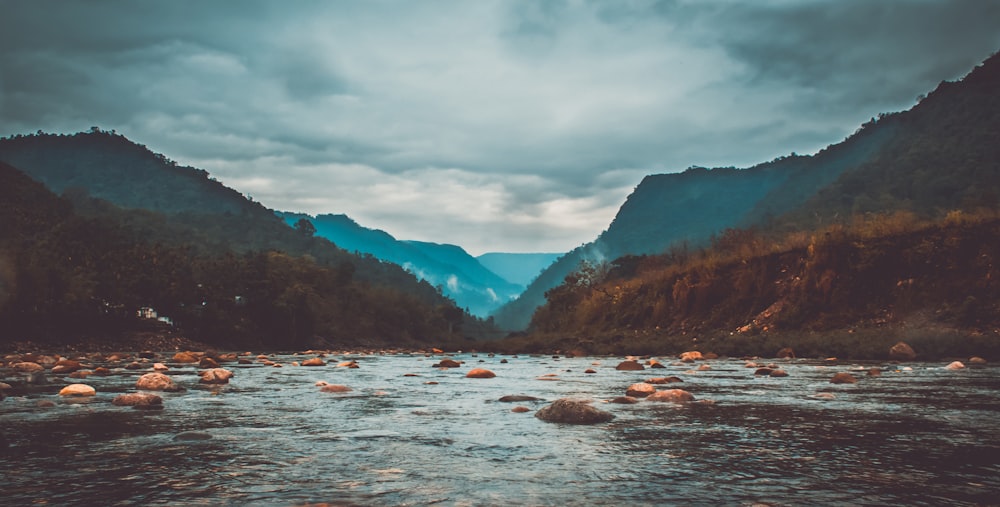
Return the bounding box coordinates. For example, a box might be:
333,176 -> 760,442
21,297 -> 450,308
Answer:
2,352 -> 998,506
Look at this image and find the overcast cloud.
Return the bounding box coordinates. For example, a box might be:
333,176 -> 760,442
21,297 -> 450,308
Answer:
1,0 -> 998,254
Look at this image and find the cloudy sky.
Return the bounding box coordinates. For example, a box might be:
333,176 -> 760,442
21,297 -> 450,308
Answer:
2,0 -> 998,254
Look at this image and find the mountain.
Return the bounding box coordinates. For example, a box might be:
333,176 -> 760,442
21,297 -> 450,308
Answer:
476,253 -> 560,287
493,51 -> 1000,332
276,212 -> 523,317
0,130 -> 478,349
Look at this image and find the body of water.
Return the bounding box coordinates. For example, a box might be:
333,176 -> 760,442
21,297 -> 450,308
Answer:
2,351 -> 998,506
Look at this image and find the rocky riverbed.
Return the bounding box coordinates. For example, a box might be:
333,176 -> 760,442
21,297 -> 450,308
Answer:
2,349 -> 998,506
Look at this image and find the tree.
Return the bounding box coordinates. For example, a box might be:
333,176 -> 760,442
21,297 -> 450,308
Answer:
294,218 -> 316,237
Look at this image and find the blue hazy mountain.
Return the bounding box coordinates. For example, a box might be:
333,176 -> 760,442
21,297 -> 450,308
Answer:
277,212 -> 524,316
476,253 -> 560,287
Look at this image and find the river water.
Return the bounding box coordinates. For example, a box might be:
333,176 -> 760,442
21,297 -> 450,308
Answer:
2,352 -> 998,506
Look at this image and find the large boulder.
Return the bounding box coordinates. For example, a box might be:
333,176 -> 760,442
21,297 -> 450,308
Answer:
112,392 -> 163,409
535,399 -> 614,424
58,384 -> 96,396
625,383 -> 656,398
888,342 -> 917,361
136,372 -> 182,392
199,368 -> 234,384
465,368 -> 496,379
645,389 -> 695,403
615,360 -> 644,371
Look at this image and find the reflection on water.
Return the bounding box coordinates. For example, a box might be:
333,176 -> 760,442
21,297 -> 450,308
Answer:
2,353 -> 999,506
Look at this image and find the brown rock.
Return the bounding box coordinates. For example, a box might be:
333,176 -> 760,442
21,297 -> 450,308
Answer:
615,360 -> 644,371
199,357 -> 220,369
625,382 -> 656,397
173,352 -> 200,363
301,357 -> 326,366
511,406 -> 531,413
199,368 -> 234,384
125,362 -> 145,370
775,347 -> 796,359
867,368 -> 881,377
51,360 -> 84,374
535,399 -> 614,424
647,376 -> 683,384
945,361 -> 965,370
830,372 -> 858,384
499,395 -> 541,402
317,382 -> 352,393
645,389 -> 696,403
584,368 -> 597,374
93,367 -> 111,376
112,392 -> 163,409
754,368 -> 774,376
969,356 -> 988,365
610,396 -> 639,404
136,372 -> 182,392
697,364 -> 712,371
337,360 -> 359,368
465,368 -> 496,379
769,369 -> 789,378
432,358 -> 462,368
58,384 -> 96,396
679,351 -> 702,363
12,361 -> 43,373
888,342 -> 917,361
703,353 -> 719,360
153,363 -> 169,372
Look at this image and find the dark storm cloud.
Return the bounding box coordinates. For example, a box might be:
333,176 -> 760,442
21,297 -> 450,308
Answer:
1,0 -> 997,253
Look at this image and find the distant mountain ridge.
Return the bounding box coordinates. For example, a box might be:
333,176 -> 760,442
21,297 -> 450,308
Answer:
492,51 -> 1000,331
476,253 -> 560,287
277,212 -> 524,316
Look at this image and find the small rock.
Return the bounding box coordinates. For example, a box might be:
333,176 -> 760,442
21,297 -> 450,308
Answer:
647,376 -> 683,384
136,372 -> 182,392
153,362 -> 169,372
432,359 -> 462,368
625,383 -> 656,398
499,395 -> 542,402
174,431 -> 212,441
945,361 -> 965,370
51,360 -> 84,374
535,399 -> 614,424
199,368 -> 234,384
769,369 -> 789,378
199,357 -> 220,369
679,351 -> 702,363
58,384 -> 96,396
93,367 -> 111,376
317,382 -> 352,393
754,368 -> 773,376
511,406 -> 531,413
12,362 -> 43,373
889,342 -> 917,361
615,360 -> 644,371
867,368 -> 881,377
830,372 -> 858,384
173,352 -> 200,363
645,389 -> 695,403
697,364 -> 712,371
775,347 -> 796,359
969,356 -> 987,365
609,396 -> 639,404
584,368 -> 597,374
302,357 -> 326,366
112,392 -> 163,409
465,368 -> 496,378
124,362 -> 145,370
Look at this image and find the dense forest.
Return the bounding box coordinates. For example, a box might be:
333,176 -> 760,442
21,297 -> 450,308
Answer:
0,159 -> 478,351
492,53 -> 1000,359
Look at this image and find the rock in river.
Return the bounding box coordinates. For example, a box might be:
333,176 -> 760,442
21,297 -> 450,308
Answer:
199,368 -> 234,384
58,384 -> 96,396
112,392 -> 163,409
615,360 -> 644,371
645,389 -> 695,403
889,342 -> 917,361
625,383 -> 656,398
433,358 -> 462,368
136,372 -> 183,392
535,399 -> 614,425
499,395 -> 541,402
465,368 -> 496,378
829,372 -> 858,384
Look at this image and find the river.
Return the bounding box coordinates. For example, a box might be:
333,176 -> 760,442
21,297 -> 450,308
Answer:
2,352 -> 998,506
